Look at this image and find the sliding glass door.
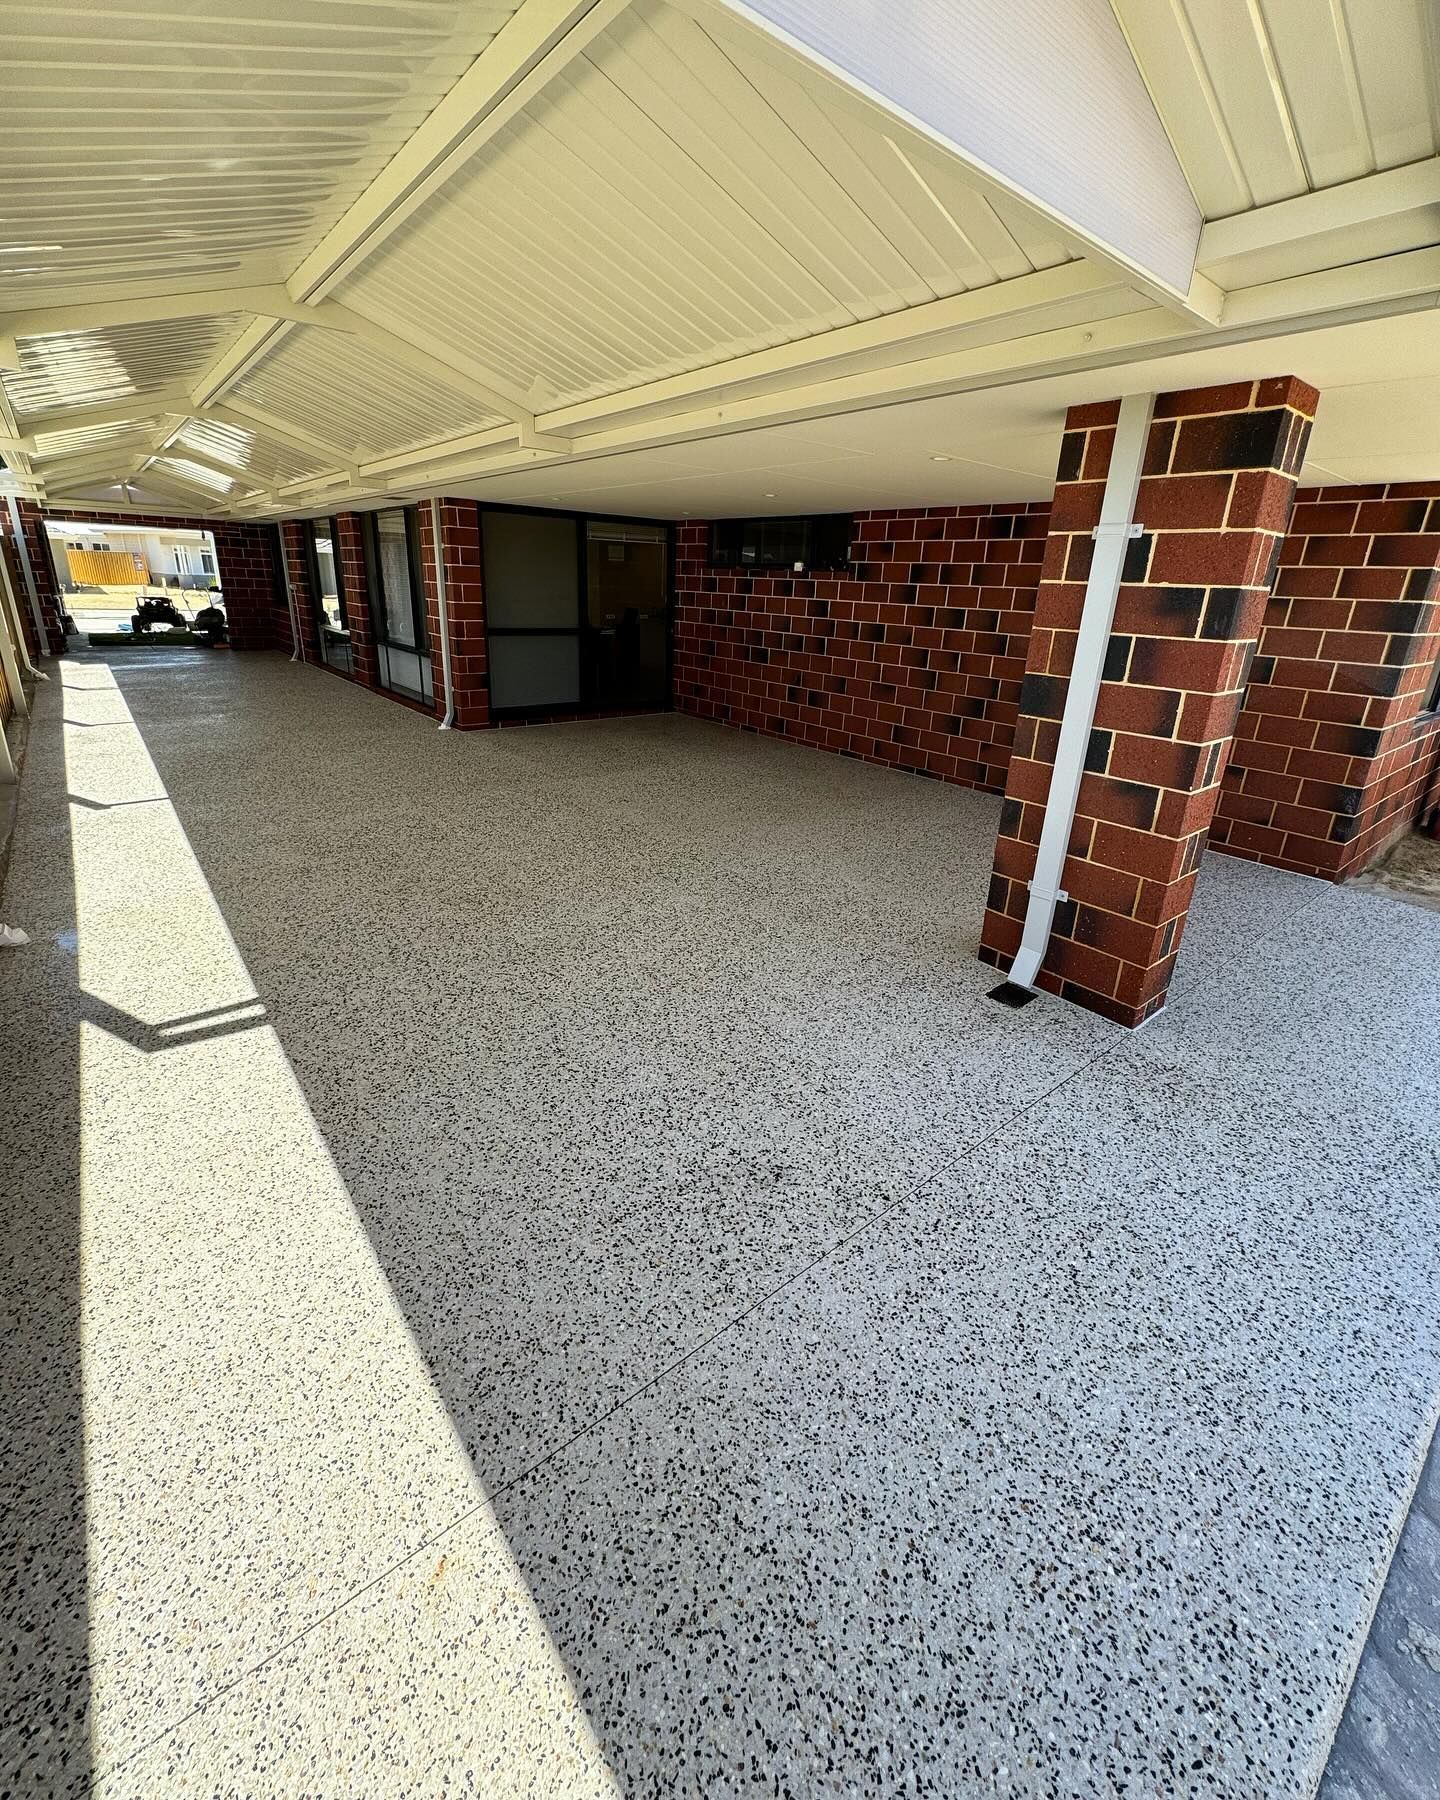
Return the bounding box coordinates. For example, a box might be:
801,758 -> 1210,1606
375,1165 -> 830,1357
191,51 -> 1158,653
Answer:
363,507 -> 431,702
585,520 -> 668,710
483,510 -> 581,713
481,508 -> 671,719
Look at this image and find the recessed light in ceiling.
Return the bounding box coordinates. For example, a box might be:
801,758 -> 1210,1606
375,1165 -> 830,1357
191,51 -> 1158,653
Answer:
930,454 -> 954,463
762,491 -> 776,497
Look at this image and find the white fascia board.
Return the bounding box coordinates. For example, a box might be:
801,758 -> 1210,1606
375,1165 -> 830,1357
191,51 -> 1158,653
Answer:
695,0 -> 1205,313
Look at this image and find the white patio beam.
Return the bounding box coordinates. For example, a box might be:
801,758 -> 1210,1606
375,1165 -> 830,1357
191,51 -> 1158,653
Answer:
31,446 -> 150,482
1199,158 -> 1440,270
203,400 -> 349,467
0,284 -> 362,369
19,386 -> 192,438
141,442 -> 264,493
186,304 -> 539,429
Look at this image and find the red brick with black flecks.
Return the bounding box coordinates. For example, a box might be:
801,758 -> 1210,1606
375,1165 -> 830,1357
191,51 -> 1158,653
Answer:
980,377 -> 1318,1028
672,504 -> 1050,794
1209,482 -> 1440,880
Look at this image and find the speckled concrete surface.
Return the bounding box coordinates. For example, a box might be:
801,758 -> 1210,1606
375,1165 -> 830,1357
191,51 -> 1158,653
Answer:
2,650 -> 1438,1797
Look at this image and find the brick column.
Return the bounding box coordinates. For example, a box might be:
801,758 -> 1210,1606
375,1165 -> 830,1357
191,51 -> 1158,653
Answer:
417,497 -> 489,728
334,512 -> 378,688
1210,483 -> 1440,878
15,501 -> 67,649
1,520 -> 40,659
210,520 -> 283,652
279,521 -> 320,662
980,377 -> 1317,1027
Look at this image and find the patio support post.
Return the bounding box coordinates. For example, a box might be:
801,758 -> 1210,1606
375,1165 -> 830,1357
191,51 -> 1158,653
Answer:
981,376 -> 1319,1026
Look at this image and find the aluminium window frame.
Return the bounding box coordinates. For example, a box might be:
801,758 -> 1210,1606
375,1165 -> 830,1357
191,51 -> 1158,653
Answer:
362,504 -> 432,701
302,515 -> 349,638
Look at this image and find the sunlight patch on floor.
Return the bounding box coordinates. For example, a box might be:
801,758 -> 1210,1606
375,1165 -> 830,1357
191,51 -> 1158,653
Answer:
59,662 -> 620,1791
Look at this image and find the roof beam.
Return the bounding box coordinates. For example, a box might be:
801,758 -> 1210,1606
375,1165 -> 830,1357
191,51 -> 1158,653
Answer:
296,239 -> 1440,509
42,451 -> 153,490
20,386 -> 192,437
1199,157 -> 1440,269
186,301 -> 537,428
0,285 -> 361,367
286,0 -> 634,303
203,399 -> 348,466
142,441 -> 263,493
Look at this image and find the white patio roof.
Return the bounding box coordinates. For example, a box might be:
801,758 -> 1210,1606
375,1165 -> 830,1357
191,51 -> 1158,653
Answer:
1,0 -> 1437,518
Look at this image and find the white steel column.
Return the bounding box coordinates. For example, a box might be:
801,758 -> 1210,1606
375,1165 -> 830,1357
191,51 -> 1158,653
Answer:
1005,391 -> 1153,992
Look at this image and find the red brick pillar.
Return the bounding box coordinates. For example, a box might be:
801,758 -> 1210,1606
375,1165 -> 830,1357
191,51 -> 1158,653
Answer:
278,521 -> 320,662
15,501 -> 66,649
334,512 -> 378,688
0,520 -> 40,659
980,377 -> 1317,1026
417,497 -> 489,728
210,520 -> 283,652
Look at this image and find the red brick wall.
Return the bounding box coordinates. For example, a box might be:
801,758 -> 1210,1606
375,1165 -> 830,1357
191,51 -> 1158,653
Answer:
335,513 -> 378,689
673,504 -> 1049,792
1210,482 -> 1440,878
981,377 -> 1317,1027
20,502 -> 283,652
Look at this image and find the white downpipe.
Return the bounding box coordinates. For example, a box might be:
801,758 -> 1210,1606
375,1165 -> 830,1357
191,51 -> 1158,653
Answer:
5,494 -> 51,659
431,498 -> 456,731
0,542 -> 37,700
278,530 -> 305,663
1007,391 -> 1154,992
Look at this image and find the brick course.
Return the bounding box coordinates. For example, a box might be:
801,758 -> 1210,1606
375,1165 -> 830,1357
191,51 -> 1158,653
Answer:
335,513 -> 379,690
672,504 -> 1049,792
980,378 -> 1317,1027
1209,483 -> 1440,878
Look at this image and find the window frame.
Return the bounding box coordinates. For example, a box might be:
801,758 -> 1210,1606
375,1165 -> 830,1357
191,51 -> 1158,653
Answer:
303,516 -> 349,639
707,513 -> 853,571
362,505 -> 432,700
362,506 -> 428,650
